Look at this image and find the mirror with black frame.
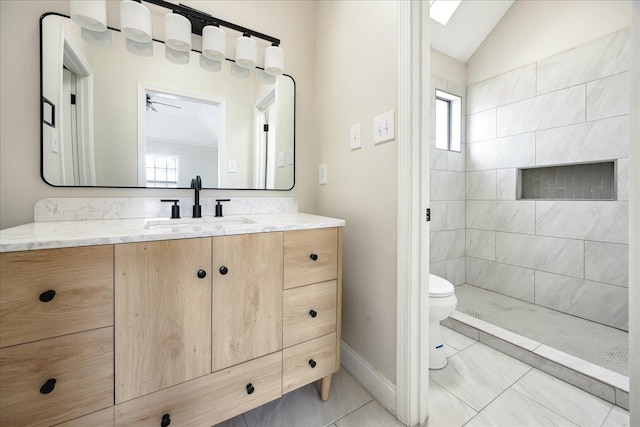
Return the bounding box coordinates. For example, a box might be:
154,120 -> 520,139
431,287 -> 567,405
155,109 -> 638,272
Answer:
40,13 -> 295,190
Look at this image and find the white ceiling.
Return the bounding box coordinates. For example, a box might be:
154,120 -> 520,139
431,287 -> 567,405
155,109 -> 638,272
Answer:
430,0 -> 515,63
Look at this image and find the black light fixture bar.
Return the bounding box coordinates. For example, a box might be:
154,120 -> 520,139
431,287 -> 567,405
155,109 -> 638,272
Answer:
139,0 -> 280,45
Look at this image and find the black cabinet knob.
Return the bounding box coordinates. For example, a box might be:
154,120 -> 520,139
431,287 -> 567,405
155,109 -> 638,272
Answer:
39,290 -> 56,303
161,413 -> 171,427
309,359 -> 317,368
219,266 -> 228,275
40,378 -> 56,394
309,309 -> 317,318
246,383 -> 255,395
310,254 -> 318,261
197,269 -> 207,279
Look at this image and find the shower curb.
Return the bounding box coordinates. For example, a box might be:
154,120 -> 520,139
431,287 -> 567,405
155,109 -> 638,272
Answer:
442,310 -> 629,410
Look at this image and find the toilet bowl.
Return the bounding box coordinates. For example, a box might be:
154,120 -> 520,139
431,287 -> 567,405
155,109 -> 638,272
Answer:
429,274 -> 457,369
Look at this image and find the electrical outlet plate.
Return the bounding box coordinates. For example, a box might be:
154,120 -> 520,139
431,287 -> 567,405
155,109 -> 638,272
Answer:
288,148 -> 294,165
228,160 -> 237,173
318,163 -> 327,185
50,129 -> 59,153
278,151 -> 285,167
350,122 -> 362,150
373,110 -> 395,144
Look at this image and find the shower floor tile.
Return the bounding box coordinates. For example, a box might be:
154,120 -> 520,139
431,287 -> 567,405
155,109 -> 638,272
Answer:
454,284 -> 628,375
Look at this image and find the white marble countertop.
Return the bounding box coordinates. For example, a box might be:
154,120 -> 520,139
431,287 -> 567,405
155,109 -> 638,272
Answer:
0,213 -> 345,252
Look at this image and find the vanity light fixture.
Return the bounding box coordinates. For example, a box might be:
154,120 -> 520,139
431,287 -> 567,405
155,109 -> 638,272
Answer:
120,0 -> 152,44
164,12 -> 192,52
235,33 -> 257,69
69,0 -> 284,73
264,43 -> 284,76
70,0 -> 107,32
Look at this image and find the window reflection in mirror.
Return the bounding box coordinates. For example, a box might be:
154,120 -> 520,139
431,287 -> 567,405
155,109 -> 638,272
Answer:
40,13 -> 295,190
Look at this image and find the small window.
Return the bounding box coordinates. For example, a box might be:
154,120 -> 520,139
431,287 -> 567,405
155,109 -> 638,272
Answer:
146,154 -> 179,188
435,89 -> 461,152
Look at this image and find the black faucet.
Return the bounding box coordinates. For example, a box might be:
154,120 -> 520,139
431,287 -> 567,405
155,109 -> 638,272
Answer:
190,175 -> 202,218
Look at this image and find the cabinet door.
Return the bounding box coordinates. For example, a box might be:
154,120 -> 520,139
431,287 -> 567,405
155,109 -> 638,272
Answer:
115,238 -> 212,403
212,233 -> 283,371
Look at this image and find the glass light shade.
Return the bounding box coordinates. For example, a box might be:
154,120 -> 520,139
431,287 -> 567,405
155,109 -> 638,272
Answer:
264,45 -> 284,75
202,25 -> 226,61
70,0 -> 107,32
164,13 -> 191,52
235,35 -> 256,69
120,0 -> 152,43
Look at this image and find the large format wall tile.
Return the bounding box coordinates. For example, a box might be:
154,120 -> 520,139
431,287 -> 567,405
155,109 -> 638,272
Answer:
430,200 -> 447,232
617,158 -> 629,200
497,85 -> 585,137
497,169 -> 517,200
536,201 -> 628,244
431,170 -> 465,201
466,257 -> 534,302
466,170 -> 496,200
467,109 -> 496,143
431,229 -> 465,263
467,64 -> 536,114
467,201 -> 535,234
535,271 -> 628,330
431,138 -> 448,170
446,201 -> 466,230
447,145 -> 466,172
495,232 -> 584,278
536,28 -> 630,95
466,133 -> 535,171
536,116 -> 629,166
585,242 -> 628,287
586,72 -> 630,121
466,229 -> 495,261
430,257 -> 466,286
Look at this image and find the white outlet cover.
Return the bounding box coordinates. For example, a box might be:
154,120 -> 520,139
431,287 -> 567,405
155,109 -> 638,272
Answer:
50,129 -> 59,153
318,163 -> 327,185
278,151 -> 285,168
373,110 -> 395,145
228,160 -> 237,173
350,122 -> 362,150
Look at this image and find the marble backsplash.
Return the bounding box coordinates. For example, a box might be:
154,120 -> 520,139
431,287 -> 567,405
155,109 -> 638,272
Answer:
34,197 -> 298,222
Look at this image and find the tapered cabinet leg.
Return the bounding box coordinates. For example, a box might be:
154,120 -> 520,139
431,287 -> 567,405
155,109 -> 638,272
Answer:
320,374 -> 332,401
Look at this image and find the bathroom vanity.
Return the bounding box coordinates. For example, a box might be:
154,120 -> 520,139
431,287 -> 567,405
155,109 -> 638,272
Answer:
0,198 -> 344,427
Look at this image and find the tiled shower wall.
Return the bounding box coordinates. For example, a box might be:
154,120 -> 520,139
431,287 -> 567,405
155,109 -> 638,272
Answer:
429,76 -> 466,285
464,29 -> 630,330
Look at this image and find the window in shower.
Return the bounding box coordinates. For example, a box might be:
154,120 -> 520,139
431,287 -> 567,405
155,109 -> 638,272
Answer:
435,89 -> 461,152
519,161 -> 616,200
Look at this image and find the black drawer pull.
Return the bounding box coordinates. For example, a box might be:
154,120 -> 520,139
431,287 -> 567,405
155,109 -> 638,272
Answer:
219,266 -> 228,275
161,413 -> 171,427
309,309 -> 317,318
310,254 -> 318,261
246,383 -> 255,394
40,378 -> 56,394
39,290 -> 56,302
197,269 -> 207,279
309,359 -> 317,368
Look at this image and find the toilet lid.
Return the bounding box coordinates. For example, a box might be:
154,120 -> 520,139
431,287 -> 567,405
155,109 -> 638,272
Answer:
429,274 -> 455,297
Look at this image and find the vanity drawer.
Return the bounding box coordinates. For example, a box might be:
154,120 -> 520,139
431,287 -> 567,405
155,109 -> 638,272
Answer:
0,245 -> 114,348
283,280 -> 337,347
284,228 -> 338,289
283,333 -> 337,394
115,352 -> 282,427
54,406 -> 114,427
0,327 -> 114,427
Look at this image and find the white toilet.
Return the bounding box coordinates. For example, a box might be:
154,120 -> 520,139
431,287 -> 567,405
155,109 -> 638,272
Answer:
429,274 -> 457,369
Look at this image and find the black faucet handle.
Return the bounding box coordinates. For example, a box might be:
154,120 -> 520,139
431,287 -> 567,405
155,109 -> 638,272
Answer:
215,199 -> 231,217
161,199 -> 181,219
191,175 -> 202,190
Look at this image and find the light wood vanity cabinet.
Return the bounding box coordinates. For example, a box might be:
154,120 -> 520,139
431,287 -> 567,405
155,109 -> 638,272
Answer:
0,226 -> 342,426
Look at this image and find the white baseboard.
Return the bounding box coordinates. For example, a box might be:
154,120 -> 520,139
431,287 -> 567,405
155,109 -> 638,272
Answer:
340,341 -> 396,415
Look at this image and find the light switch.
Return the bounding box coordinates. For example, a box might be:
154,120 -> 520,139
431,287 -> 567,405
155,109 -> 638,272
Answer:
373,110 -> 395,144
278,151 -> 285,168
228,160 -> 237,173
50,129 -> 59,153
318,163 -> 327,185
350,122 -> 362,150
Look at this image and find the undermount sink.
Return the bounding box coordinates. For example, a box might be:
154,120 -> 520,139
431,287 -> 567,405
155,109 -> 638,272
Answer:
144,216 -> 255,230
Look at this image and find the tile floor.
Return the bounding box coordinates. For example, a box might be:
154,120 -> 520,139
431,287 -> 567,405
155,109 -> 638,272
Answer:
214,327 -> 630,427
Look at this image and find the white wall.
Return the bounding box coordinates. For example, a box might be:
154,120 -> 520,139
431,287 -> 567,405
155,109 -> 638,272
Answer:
315,1 -> 398,383
467,0 -> 631,85
0,0 -> 317,229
